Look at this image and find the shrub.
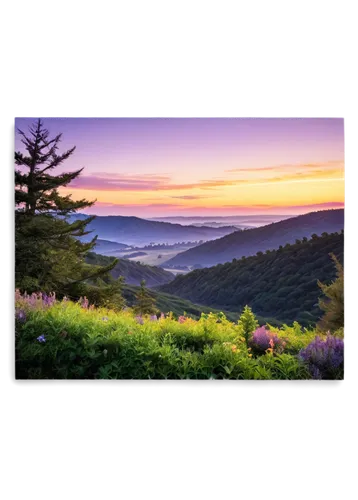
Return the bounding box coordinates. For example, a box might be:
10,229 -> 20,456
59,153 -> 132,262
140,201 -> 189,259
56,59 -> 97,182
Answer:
299,335 -> 344,379
317,254 -> 344,333
249,326 -> 283,355
238,305 -> 258,344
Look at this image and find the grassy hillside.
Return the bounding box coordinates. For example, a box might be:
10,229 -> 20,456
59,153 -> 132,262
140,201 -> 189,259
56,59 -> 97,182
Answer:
159,232 -> 344,326
122,284 -> 249,323
165,209 -> 344,267
85,252 -> 174,287
16,297 -> 323,380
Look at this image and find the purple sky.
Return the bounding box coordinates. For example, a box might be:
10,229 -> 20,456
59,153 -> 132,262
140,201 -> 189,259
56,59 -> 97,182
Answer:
15,118 -> 344,216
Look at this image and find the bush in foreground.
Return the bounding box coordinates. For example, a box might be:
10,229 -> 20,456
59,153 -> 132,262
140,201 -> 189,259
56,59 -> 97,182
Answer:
299,335 -> 344,379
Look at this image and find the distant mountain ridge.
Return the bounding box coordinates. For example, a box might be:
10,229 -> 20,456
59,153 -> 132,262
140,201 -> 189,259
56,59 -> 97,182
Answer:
165,209 -> 344,267
159,231 -> 344,325
71,214 -> 238,246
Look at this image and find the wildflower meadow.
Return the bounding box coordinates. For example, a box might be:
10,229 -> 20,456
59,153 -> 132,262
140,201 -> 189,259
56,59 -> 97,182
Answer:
15,290 -> 343,380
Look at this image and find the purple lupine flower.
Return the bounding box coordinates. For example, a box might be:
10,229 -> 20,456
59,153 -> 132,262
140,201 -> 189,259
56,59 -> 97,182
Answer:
16,309 -> 26,322
249,326 -> 281,355
135,316 -> 144,325
37,334 -> 46,343
310,365 -> 322,380
150,315 -> 157,322
299,335 -> 344,379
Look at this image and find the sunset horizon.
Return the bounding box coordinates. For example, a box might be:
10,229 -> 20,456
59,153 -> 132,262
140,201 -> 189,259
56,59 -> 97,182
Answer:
15,118 -> 344,217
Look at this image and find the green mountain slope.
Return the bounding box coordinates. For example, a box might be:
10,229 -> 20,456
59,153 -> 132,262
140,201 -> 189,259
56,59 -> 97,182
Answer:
85,252 -> 174,287
159,232 -> 344,326
121,285 -> 236,322
165,209 -> 344,267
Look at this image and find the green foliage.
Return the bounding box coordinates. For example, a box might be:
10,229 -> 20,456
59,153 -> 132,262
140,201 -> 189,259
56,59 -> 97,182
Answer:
15,301 -> 312,380
266,322 -> 318,355
238,305 -> 258,344
160,232 -> 344,326
122,285 -> 244,322
134,280 -> 157,315
317,254 -> 344,333
86,252 -> 173,287
72,277 -> 126,311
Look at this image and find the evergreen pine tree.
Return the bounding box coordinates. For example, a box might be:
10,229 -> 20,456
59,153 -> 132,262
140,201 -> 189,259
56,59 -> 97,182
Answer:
15,119 -> 117,294
317,253 -> 344,333
134,280 -> 157,315
238,305 -> 259,344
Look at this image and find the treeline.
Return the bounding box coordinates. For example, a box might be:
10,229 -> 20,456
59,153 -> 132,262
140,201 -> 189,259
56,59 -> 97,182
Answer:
159,232 -> 344,326
128,241 -> 203,250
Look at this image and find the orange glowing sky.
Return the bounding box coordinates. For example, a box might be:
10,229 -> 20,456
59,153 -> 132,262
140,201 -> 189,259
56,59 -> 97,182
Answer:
15,118 -> 345,216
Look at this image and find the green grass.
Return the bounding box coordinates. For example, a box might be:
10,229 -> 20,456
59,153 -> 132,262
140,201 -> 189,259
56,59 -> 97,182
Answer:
16,300 -> 313,379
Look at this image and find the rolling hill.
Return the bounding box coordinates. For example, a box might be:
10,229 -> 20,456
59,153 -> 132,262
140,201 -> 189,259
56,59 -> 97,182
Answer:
165,209 -> 344,267
159,231 -> 344,325
85,253 -> 253,322
72,214 -> 238,246
93,239 -> 129,254
85,252 -> 174,287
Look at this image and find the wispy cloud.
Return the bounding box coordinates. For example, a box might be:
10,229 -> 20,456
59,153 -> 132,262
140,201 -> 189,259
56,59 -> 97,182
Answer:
169,195 -> 217,200
68,159 -> 344,194
68,173 -> 242,192
221,201 -> 344,210
70,173 -> 171,191
93,201 -> 183,209
225,160 -> 344,173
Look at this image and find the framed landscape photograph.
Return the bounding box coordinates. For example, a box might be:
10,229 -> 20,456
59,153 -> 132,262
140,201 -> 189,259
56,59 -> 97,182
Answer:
14,118 -> 344,380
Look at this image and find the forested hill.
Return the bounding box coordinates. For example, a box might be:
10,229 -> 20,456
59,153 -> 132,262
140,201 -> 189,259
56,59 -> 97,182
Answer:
86,252 -> 174,287
159,231 -> 344,325
165,209 -> 344,267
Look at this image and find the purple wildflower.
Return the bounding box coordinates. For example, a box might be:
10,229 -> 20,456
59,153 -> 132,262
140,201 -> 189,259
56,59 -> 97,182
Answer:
299,335 -> 344,379
150,315 -> 157,322
37,334 -> 46,343
249,326 -> 281,355
135,316 -> 144,325
78,296 -> 89,309
16,309 -> 26,322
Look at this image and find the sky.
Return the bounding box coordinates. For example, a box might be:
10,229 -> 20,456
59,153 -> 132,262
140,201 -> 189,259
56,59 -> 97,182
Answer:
15,118 -> 345,217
